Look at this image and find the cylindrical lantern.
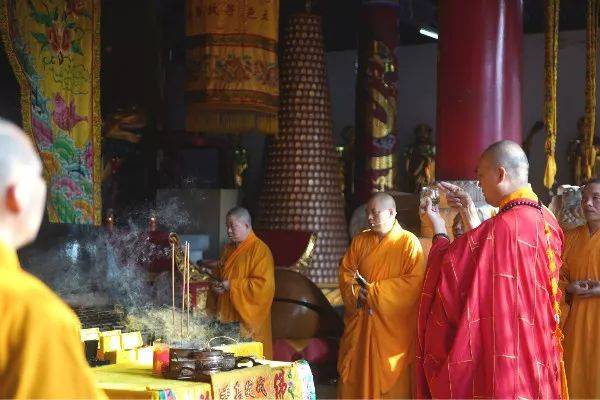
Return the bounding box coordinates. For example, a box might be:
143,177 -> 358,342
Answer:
184,0 -> 279,135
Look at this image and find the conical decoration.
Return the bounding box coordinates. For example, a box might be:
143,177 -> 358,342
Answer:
257,13 -> 349,284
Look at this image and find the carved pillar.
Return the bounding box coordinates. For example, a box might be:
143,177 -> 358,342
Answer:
353,0 -> 400,205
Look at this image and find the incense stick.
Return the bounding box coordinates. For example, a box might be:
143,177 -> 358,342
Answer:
171,242 -> 175,327
186,242 -> 191,337
181,242 -> 185,339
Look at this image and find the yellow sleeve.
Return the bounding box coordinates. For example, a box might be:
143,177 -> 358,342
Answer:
367,235 -> 425,318
559,254 -> 571,298
206,245 -> 231,315
3,295 -> 106,399
215,245 -> 232,279
559,231 -> 578,307
339,236 -> 363,316
228,245 -> 275,330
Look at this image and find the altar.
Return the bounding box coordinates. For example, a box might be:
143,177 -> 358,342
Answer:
94,358 -> 315,400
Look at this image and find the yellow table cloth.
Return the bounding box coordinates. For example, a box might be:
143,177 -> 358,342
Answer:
210,360 -> 316,400
94,363 -> 212,400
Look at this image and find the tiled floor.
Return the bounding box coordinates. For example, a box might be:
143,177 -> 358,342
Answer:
315,382 -> 337,399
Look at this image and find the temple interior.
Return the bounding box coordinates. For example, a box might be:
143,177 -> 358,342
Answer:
0,0 -> 597,398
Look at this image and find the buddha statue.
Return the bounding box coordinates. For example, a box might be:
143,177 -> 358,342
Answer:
405,123 -> 435,193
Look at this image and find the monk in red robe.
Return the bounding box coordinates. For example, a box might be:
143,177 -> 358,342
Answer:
417,140 -> 567,399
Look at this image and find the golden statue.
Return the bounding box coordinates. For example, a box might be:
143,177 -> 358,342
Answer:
405,123 -> 435,193
568,117 -> 600,185
233,146 -> 248,188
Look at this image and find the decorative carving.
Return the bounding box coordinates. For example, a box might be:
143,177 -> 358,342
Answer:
360,40 -> 398,195
291,232 -> 318,273
168,233 -> 210,284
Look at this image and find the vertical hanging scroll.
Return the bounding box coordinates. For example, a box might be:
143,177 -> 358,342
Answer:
584,0 -> 600,181
0,0 -> 102,224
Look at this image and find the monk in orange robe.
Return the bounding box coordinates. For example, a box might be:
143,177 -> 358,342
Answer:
205,207 -> 275,358
0,120 -> 106,398
417,140 -> 567,399
337,192 -> 425,399
561,179 -> 600,399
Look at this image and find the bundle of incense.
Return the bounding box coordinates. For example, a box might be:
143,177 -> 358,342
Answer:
180,242 -> 186,339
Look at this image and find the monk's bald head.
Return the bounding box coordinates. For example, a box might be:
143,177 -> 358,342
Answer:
226,206 -> 252,226
0,119 -> 46,249
366,192 -> 397,235
226,206 -> 252,244
481,140 -> 529,184
368,192 -> 396,212
477,140 -> 530,206
0,120 -> 41,181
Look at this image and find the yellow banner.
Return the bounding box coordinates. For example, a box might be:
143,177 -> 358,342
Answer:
0,0 -> 101,224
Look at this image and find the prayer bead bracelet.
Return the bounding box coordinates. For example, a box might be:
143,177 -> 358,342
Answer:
433,233 -> 450,241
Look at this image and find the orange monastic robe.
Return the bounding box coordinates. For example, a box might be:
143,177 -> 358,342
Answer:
0,241 -> 106,399
212,231 -> 275,358
337,221 -> 425,399
561,224 -> 600,399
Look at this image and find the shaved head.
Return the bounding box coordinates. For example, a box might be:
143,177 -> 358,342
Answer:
0,120 -> 41,185
477,140 -> 530,206
226,206 -> 252,244
481,140 -> 529,185
368,192 -> 396,212
365,192 -> 397,235
0,119 -> 46,249
226,206 -> 252,226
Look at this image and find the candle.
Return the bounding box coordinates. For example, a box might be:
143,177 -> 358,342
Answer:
152,341 -> 170,376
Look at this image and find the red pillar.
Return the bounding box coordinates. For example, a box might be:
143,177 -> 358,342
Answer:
436,0 -> 523,180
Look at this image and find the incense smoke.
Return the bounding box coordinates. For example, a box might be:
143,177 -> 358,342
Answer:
17,198 -> 243,345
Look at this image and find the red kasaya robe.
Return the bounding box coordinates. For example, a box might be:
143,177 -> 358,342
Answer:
416,187 -> 567,399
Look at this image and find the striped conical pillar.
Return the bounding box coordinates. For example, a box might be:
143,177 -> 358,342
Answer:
257,13 -> 348,285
